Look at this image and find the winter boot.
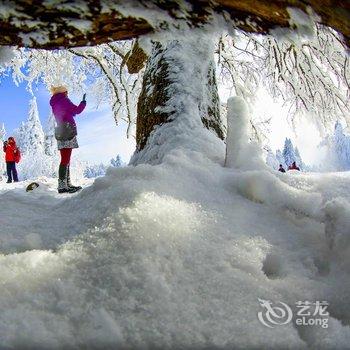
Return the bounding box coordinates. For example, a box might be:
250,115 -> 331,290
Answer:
58,164 -> 79,194
67,165 -> 82,191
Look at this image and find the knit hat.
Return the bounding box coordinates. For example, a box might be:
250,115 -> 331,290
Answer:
50,85 -> 68,95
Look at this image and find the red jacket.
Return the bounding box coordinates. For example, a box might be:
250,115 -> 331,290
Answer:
3,140 -> 19,162
288,163 -> 300,171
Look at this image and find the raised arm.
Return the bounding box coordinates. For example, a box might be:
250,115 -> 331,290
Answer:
73,100 -> 86,115
66,97 -> 86,116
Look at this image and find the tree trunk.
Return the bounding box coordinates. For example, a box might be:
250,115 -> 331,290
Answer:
131,35 -> 225,165
0,1 -> 348,49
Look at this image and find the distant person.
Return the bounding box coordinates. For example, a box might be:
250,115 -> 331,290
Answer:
3,136 -> 20,183
288,161 -> 300,171
50,86 -> 86,194
278,164 -> 286,173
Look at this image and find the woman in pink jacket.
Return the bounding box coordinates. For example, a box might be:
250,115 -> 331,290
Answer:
50,86 -> 86,193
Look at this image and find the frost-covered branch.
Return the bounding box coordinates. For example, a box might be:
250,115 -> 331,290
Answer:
217,25 -> 349,131
1,41 -> 144,139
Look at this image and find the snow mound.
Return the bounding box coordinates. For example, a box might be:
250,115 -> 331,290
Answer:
1,144 -> 350,348
234,170 -> 322,217
225,96 -> 266,170
324,198 -> 350,269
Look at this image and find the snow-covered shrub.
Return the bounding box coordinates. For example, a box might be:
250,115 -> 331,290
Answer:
84,163 -> 107,178
318,121 -> 350,171
234,170 -> 322,217
84,155 -> 123,178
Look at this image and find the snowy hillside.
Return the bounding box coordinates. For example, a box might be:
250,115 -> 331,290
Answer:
1,143 -> 350,348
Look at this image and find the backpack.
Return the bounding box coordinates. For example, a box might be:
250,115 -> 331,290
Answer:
55,122 -> 77,141
14,148 -> 21,163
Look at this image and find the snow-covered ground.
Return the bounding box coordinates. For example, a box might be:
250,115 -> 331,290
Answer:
0,153 -> 350,349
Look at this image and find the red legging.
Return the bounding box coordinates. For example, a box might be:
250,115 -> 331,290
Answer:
60,148 -> 72,166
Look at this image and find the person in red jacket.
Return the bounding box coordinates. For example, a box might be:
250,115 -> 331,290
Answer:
288,161 -> 300,171
3,136 -> 20,183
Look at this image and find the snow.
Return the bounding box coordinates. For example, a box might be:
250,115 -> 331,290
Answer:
0,46 -> 15,66
317,121 -> 350,171
266,143 -> 304,173
67,19 -> 92,33
270,6 -> 320,44
1,125 -> 350,348
287,7 -> 319,40
225,96 -> 266,170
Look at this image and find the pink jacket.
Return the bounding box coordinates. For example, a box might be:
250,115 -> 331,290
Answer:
50,93 -> 86,128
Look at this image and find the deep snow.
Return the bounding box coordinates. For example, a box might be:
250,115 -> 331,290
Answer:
1,149 -> 350,349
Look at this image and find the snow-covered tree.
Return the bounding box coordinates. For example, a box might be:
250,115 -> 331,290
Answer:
282,138 -> 297,168
44,112 -> 57,157
132,36 -> 225,163
265,148 -> 281,170
15,121 -> 28,153
318,121 -> 350,171
332,122 -> 350,169
294,147 -> 304,170
84,163 -> 107,178
15,97 -> 45,157
15,96 -> 58,180
218,25 -> 349,133
266,139 -> 305,171
84,155 -> 123,178
275,150 -> 286,169
110,155 -> 122,168
24,97 -> 45,153
0,123 -> 5,140
280,138 -> 304,170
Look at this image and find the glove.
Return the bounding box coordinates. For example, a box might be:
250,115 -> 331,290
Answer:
82,93 -> 86,102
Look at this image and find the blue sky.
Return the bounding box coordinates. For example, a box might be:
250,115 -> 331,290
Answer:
0,75 -> 36,133
0,75 -> 136,164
